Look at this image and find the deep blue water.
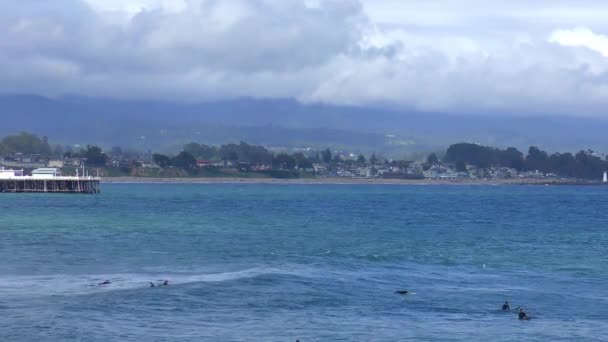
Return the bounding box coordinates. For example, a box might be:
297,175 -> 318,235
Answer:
1,184 -> 607,341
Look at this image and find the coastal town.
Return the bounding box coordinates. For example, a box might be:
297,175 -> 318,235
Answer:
1,132 -> 607,184
0,153 -> 563,181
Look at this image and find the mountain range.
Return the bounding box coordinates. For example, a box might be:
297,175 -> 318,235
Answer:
1,95 -> 606,157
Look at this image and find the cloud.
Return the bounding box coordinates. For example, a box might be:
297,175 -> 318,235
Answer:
1,0 -> 608,116
550,27 -> 608,57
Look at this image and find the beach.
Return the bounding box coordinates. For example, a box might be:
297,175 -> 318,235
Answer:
101,176 -> 602,186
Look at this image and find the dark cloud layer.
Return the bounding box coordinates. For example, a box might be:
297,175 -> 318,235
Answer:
1,0 -> 608,116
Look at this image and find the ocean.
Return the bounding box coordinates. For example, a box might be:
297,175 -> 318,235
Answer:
1,184 -> 607,341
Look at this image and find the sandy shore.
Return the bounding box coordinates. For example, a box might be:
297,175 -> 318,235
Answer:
101,177 -> 603,186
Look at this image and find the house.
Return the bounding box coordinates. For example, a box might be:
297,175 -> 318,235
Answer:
0,160 -> 47,169
313,164 -> 327,173
48,160 -> 65,168
356,167 -> 373,178
64,158 -> 82,167
139,162 -> 161,169
407,162 -> 424,175
1,154 -> 48,169
251,164 -> 271,171
197,159 -> 214,168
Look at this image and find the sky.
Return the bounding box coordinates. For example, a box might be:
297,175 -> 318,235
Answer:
2,0 -> 608,116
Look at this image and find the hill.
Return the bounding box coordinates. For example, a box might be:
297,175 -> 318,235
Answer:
1,95 -> 606,156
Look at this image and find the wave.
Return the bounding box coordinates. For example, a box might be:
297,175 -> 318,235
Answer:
0,266 -> 315,298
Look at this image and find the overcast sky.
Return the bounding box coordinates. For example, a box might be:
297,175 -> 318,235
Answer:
2,0 -> 608,116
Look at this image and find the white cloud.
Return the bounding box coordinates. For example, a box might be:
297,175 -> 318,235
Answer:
550,27 -> 608,57
1,0 -> 608,116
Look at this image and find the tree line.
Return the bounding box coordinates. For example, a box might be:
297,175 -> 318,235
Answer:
0,132 -> 53,156
153,142 -> 315,170
152,142 -> 390,171
0,132 -> 109,167
2,132 -> 606,179
444,143 -> 608,179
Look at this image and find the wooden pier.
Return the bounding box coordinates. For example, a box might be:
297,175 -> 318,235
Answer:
0,177 -> 101,194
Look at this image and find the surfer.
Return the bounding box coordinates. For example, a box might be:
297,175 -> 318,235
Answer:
395,290 -> 409,295
502,301 -> 510,311
98,280 -> 111,286
150,282 -> 156,288
162,280 -> 169,286
518,308 -> 529,320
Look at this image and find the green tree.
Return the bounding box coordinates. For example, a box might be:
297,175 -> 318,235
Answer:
525,146 -> 549,172
218,142 -> 272,164
548,152 -> 577,177
153,153 -> 171,167
444,143 -> 493,168
332,154 -> 343,163
292,152 -> 313,169
455,160 -> 467,172
311,152 -> 320,163
184,143 -> 203,158
172,151 -> 196,169
500,147 -> 525,170
370,154 -> 378,166
199,144 -> 218,159
274,153 -> 296,170
427,153 -> 439,165
226,151 -> 238,161
1,132 -> 52,155
321,148 -> 332,164
357,154 -> 366,165
84,145 -> 108,167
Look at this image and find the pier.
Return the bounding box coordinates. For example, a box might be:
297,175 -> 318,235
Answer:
0,168 -> 101,194
0,177 -> 100,193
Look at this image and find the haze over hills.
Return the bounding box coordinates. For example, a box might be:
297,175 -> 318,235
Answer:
1,95 -> 607,157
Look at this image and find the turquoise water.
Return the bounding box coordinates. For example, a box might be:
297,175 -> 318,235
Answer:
1,184 -> 607,341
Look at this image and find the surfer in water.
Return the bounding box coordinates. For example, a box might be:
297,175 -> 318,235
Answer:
502,301 -> 510,311
98,280 -> 111,286
150,280 -> 168,287
395,290 -> 409,295
518,308 -> 529,320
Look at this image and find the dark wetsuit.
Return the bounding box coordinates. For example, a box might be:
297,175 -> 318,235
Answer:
502,304 -> 510,311
518,311 -> 528,320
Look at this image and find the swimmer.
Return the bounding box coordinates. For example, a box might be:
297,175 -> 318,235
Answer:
518,308 -> 529,320
502,301 -> 510,311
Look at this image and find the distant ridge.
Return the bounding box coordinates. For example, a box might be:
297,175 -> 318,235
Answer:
1,94 -> 607,155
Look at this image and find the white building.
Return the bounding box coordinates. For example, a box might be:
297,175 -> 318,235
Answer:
0,168 -> 24,179
32,168 -> 62,179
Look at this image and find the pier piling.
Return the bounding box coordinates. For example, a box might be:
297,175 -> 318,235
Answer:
0,177 -> 100,194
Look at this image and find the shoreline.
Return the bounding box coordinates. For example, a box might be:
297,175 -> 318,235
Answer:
101,177 -> 605,186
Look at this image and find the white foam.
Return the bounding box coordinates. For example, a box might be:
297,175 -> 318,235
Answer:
0,266 -> 314,298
